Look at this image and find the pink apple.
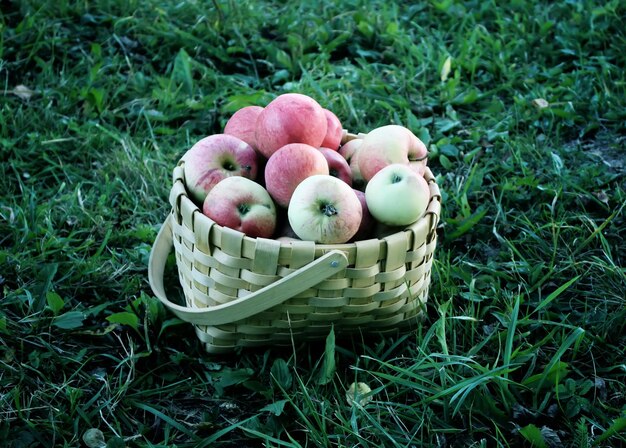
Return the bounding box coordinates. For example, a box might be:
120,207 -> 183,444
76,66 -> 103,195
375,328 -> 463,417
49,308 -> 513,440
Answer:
350,189 -> 375,241
410,159 -> 427,176
357,125 -> 428,182
264,143 -> 329,208
288,175 -> 362,244
320,108 -> 343,150
365,164 -> 430,226
202,176 -> 276,238
255,93 -> 328,158
338,138 -> 361,161
338,138 -> 365,189
182,134 -> 259,204
224,105 -> 264,150
318,147 -> 352,186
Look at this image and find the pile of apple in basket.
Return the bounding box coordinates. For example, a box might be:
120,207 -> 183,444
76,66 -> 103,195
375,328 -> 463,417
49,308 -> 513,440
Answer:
181,93 -> 430,244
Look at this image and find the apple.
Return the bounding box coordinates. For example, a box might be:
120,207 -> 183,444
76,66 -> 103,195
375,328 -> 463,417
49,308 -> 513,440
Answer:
357,125 -> 428,182
410,159 -> 427,176
320,108 -> 343,151
224,105 -> 264,150
255,93 -> 328,158
288,175 -> 362,244
277,236 -> 300,243
318,147 -> 352,186
338,138 -> 361,162
264,143 -> 329,208
182,134 -> 259,204
202,176 -> 276,238
364,163 -> 430,226
338,138 -> 365,189
350,189 -> 375,241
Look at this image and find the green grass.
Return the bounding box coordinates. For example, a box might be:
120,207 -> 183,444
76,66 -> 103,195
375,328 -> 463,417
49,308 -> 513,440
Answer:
1,0 -> 625,446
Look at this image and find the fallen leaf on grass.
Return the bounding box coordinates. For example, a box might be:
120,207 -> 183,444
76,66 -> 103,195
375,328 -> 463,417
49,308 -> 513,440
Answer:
346,382 -> 372,406
12,85 -> 35,100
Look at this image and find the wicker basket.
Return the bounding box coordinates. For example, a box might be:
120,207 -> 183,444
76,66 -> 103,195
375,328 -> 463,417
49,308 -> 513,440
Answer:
148,133 -> 441,354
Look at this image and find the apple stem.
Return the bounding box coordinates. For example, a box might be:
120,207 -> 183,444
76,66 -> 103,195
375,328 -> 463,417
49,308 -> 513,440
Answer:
237,203 -> 250,215
320,203 -> 338,216
391,174 -> 402,183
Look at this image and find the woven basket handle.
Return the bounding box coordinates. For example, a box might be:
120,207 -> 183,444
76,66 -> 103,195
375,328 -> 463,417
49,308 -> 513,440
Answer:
148,215 -> 349,326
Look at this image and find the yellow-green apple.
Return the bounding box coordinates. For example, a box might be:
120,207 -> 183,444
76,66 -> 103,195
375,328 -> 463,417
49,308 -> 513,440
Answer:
318,147 -> 352,186
224,105 -> 264,151
364,163 -> 430,226
202,176 -> 276,238
288,175 -> 362,244
350,189 -> 375,241
320,109 -> 343,151
182,134 -> 259,204
338,138 -> 365,189
255,93 -> 327,158
357,125 -> 428,182
264,143 -> 329,208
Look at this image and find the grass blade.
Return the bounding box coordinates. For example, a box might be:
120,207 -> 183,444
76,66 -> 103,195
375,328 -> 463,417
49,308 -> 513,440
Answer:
594,417 -> 626,445
535,327 -> 585,392
534,275 -> 581,314
318,326 -> 336,385
130,401 -> 198,440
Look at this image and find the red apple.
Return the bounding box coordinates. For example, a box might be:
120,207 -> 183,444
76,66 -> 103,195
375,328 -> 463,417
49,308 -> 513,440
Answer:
365,163 -> 430,226
318,147 -> 352,186
338,138 -> 365,189
288,175 -> 362,244
320,108 -> 343,151
202,176 -> 276,238
350,189 -> 375,241
255,93 -> 328,158
182,134 -> 259,204
224,105 -> 264,151
264,143 -> 329,208
357,125 -> 428,182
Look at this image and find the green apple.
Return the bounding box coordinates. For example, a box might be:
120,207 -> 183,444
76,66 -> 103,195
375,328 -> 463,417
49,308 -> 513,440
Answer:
364,163 -> 430,226
288,175 -> 362,244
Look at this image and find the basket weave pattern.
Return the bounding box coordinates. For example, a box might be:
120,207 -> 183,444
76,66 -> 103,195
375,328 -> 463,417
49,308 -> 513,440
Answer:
150,138 -> 441,354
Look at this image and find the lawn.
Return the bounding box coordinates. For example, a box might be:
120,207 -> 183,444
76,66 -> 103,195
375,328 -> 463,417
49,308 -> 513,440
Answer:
1,0 -> 625,447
